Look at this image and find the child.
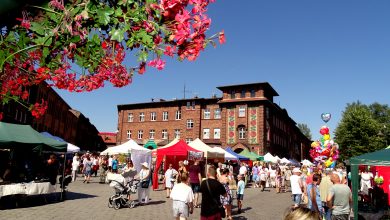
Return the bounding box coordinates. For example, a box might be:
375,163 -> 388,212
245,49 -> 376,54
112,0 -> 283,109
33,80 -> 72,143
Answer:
236,174 -> 245,214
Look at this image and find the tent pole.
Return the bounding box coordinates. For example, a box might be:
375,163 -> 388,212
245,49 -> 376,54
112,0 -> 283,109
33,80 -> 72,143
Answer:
60,152 -> 67,201
351,163 -> 359,220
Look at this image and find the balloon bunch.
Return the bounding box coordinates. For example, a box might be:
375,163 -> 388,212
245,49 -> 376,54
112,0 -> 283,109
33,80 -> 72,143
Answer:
309,113 -> 339,168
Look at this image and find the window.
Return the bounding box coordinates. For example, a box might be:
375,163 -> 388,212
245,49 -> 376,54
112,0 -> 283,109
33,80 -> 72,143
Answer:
162,129 -> 168,139
203,128 -> 210,139
186,101 -> 191,109
139,112 -> 145,122
162,111 -> 168,121
250,89 -> 256,97
265,107 -> 269,119
187,119 -> 194,129
128,113 -> 133,122
186,101 -> 196,110
151,112 -> 157,121
126,130 -> 132,139
138,130 -> 143,139
174,129 -> 181,138
238,126 -> 246,139
214,108 -> 221,119
175,110 -> 181,120
204,109 -> 210,119
230,90 -> 235,99
149,129 -> 155,139
214,128 -> 221,139
192,101 -> 195,109
239,106 -> 246,117
185,138 -> 193,144
241,90 -> 246,98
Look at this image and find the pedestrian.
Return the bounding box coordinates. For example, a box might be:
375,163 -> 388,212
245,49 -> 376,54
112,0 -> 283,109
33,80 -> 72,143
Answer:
47,154 -> 59,185
170,172 -> 194,220
239,162 -> 247,186
307,174 -> 323,216
188,160 -> 202,208
219,168 -> 233,220
290,167 -> 304,208
259,166 -> 267,192
275,166 -> 282,193
200,165 -> 227,220
164,163 -> 178,198
216,162 -> 223,179
251,163 -> 259,188
92,155 -> 99,177
284,206 -> 321,220
138,162 -> 151,205
82,156 -> 93,183
236,174 -> 245,214
111,155 -> 118,173
285,167 -> 292,191
71,155 -> 80,182
320,169 -> 333,220
326,173 -> 352,220
177,161 -> 187,184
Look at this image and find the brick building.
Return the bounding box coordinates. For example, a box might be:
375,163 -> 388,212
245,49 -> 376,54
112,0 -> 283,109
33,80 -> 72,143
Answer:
0,82 -> 106,152
117,82 -> 310,160
99,132 -> 117,148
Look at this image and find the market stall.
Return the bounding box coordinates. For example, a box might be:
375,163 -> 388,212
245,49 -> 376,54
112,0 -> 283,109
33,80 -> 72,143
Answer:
40,132 -> 80,153
152,139 -> 201,190
238,148 -> 263,161
224,147 -> 250,161
188,138 -> 224,159
212,146 -> 238,161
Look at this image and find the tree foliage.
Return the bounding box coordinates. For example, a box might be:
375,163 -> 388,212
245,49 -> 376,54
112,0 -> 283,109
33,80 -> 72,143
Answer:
297,123 -> 312,140
335,101 -> 389,161
0,0 -> 224,119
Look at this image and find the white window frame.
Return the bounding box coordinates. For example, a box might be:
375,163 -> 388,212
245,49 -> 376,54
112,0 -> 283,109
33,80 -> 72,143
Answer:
204,109 -> 210,119
162,129 -> 168,139
203,128 -> 210,139
175,110 -> 181,120
149,129 -> 155,139
186,119 -> 194,129
186,101 -> 191,109
151,112 -> 157,121
174,129 -> 181,138
162,111 -> 168,121
238,106 -> 246,117
238,127 -> 246,139
185,138 -> 193,144
214,108 -> 221,119
139,112 -> 145,122
214,128 -> 221,139
128,113 -> 133,122
138,130 -> 143,139
126,130 -> 131,139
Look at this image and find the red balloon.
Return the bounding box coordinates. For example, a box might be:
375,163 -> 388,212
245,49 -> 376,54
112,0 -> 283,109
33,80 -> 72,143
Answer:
320,148 -> 330,157
319,126 -> 329,135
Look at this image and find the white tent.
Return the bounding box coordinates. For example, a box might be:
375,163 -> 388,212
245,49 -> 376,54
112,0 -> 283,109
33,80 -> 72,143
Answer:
188,138 -> 224,159
264,153 -> 275,162
100,139 -> 151,172
274,156 -> 281,162
212,146 -> 238,161
67,143 -> 80,153
280,157 -> 291,164
301,159 -> 314,167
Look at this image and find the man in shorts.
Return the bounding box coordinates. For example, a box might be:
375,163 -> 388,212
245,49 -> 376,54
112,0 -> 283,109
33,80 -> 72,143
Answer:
189,160 -> 202,208
236,174 -> 245,214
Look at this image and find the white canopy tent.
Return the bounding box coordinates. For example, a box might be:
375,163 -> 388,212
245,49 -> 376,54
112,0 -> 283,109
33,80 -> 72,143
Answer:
264,153 -> 276,163
301,159 -> 314,167
212,146 -> 238,161
188,138 -> 224,159
67,143 -> 80,153
280,157 -> 291,164
100,139 -> 151,172
274,156 -> 281,161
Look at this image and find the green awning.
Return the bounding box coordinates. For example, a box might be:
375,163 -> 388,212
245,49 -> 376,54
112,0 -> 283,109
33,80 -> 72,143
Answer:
0,122 -> 67,152
238,148 -> 263,161
144,140 -> 157,149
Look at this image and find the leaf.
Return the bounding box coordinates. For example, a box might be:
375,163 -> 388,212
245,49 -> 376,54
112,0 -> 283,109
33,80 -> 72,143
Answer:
30,22 -> 45,36
97,6 -> 114,25
42,47 -> 50,59
92,34 -> 100,45
109,28 -> 125,42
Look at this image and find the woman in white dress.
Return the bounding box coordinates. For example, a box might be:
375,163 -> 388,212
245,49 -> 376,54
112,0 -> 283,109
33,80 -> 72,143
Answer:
138,162 -> 151,205
164,164 -> 178,198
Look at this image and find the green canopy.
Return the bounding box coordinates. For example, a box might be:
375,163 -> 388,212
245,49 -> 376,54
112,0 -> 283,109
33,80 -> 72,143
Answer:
0,122 -> 67,152
350,148 -> 390,219
238,148 -> 263,161
144,140 -> 157,150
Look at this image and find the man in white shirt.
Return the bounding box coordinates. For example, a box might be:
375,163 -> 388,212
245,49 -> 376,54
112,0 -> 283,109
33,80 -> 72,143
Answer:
239,162 -> 248,186
290,167 -> 303,208
170,172 -> 194,220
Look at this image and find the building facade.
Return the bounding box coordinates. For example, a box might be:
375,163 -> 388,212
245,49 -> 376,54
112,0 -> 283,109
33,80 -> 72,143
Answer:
0,82 -> 106,152
117,82 -> 311,160
99,132 -> 117,148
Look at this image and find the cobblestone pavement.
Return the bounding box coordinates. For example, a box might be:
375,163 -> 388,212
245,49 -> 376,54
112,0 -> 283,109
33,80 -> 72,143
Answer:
1,177 -> 293,220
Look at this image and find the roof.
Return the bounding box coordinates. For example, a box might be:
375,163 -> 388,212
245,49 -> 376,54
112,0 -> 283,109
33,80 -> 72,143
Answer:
99,132 -> 117,136
216,82 -> 279,96
117,97 -> 220,110
350,148 -> 390,166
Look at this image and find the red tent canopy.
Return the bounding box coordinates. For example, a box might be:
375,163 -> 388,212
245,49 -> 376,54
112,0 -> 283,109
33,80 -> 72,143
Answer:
152,139 -> 201,189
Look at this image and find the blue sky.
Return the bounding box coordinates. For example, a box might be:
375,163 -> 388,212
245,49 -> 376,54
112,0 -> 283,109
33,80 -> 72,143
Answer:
56,0 -> 390,141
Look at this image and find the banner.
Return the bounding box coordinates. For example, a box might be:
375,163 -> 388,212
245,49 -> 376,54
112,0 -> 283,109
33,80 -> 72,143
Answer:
188,151 -> 203,161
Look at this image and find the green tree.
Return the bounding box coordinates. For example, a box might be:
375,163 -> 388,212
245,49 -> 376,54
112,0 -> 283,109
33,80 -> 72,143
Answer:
297,123 -> 312,140
335,102 -> 384,161
369,102 -> 390,146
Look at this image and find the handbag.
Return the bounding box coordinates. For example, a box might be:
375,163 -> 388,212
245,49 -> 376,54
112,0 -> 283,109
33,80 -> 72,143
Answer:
141,179 -> 149,188
206,179 -> 226,218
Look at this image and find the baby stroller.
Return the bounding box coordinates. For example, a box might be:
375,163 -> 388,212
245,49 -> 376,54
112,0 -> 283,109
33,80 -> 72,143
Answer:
107,173 -> 139,209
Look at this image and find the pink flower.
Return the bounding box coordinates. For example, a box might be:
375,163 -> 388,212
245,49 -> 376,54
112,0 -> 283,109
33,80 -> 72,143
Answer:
219,30 -> 226,44
147,59 -> 166,70
164,46 -> 176,57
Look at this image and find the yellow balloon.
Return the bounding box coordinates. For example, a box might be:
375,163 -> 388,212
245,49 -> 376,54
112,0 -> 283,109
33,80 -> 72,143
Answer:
325,158 -> 333,167
311,141 -> 319,148
324,134 -> 330,141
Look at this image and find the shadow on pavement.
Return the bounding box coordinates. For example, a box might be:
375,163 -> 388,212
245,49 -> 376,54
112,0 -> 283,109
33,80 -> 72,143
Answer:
0,191 -> 97,210
146,200 -> 166,205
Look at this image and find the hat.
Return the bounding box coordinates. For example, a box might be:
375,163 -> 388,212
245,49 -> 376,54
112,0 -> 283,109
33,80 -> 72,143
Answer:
141,162 -> 149,169
293,168 -> 302,173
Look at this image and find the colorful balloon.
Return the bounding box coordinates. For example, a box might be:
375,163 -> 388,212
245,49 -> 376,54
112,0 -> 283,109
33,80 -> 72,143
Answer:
320,126 -> 329,135
321,113 -> 332,123
324,134 -> 330,141
311,141 -> 320,148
